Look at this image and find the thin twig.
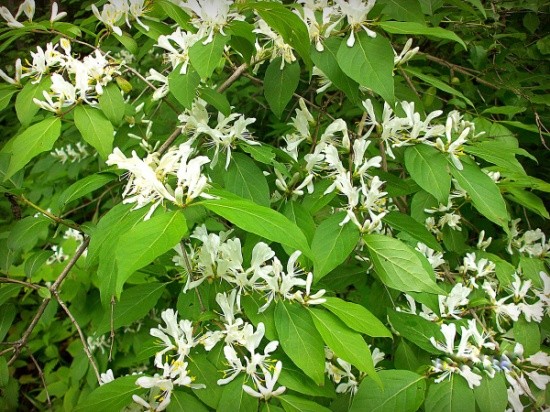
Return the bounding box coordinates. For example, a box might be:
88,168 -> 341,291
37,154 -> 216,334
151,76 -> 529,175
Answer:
0,277 -> 39,290
123,65 -> 179,114
17,195 -> 81,231
8,238 -> 90,366
53,290 -> 101,384
29,353 -> 52,410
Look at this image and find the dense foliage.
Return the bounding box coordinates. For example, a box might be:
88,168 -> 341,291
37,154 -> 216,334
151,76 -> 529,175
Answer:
0,0 -> 548,411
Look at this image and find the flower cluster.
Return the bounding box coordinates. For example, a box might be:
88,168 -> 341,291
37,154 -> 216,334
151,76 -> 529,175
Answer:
50,142 -> 90,164
106,140 -> 212,219
0,0 -> 65,28
91,0 -> 150,36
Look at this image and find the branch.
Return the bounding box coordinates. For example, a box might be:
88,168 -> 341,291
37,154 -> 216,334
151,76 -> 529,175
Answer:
17,195 -> 82,232
0,276 -> 39,290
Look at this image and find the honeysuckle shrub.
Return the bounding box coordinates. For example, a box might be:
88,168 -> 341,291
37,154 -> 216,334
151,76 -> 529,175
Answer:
0,0 -> 548,411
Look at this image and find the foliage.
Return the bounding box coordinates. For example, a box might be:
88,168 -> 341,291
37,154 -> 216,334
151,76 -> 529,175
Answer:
0,0 -> 548,411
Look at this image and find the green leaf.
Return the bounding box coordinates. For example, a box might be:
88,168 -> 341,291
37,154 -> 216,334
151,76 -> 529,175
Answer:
241,293 -> 277,340
0,355 -> 8,388
404,67 -> 474,107
364,234 -> 444,294
15,77 -> 51,126
98,83 -> 125,126
74,375 -> 142,412
167,391 -> 208,412
200,197 -> 312,259
322,297 -> 391,338
283,201 -> 316,244
278,394 -> 332,412
504,187 -> 549,219
7,216 -> 50,251
473,373 -> 507,412
188,354 -> 223,409
3,116 -> 61,180
156,0 -> 192,30
115,210 -> 188,295
383,211 -> 442,252
310,38 -> 361,105
0,86 -> 17,112
74,105 -> 114,159
189,33 -> 229,79
309,308 -> 379,380
0,305 -> 16,342
199,87 -> 231,116
513,316 -> 540,356
168,66 -> 201,109
311,212 -> 360,281
404,144 -> 451,204
217,373 -> 258,412
264,58 -> 300,118
380,0 -> 425,24
251,2 -> 312,69
274,301 -> 325,385
450,161 -> 509,231
223,153 -> 270,206
0,284 -> 22,306
278,363 -> 336,399
112,32 -> 138,55
464,141 -> 525,175
337,32 -> 395,105
58,173 -> 116,208
379,21 -> 467,50
425,376 -> 475,412
387,311 -> 443,354
350,370 -> 426,412
96,282 -> 166,335
24,250 -> 51,278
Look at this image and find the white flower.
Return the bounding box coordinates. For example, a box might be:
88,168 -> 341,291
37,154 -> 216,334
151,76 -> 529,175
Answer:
458,365 -> 482,389
394,38 -> 419,65
0,6 -> 24,28
99,369 -> 115,385
527,351 -> 550,367
242,361 -> 286,400
0,58 -> 22,85
179,0 -> 239,44
50,2 -> 67,23
335,0 -> 377,47
16,0 -> 35,21
156,28 -> 200,74
91,2 -> 125,36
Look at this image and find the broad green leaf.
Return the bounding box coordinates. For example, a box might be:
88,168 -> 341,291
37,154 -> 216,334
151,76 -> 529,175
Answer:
74,375 -> 143,412
0,355 -> 8,388
387,311 -> 443,354
156,0 -> 192,30
383,211 -> 442,252
278,394 -> 332,412
473,373 -> 507,412
350,370 -> 426,412
364,234 -> 444,294
3,116 -> 61,180
476,251 -> 514,286
379,0 -> 425,24
251,2 -> 312,69
504,187 -> 549,219
189,33 -> 228,79
310,38 -> 361,105
167,391 -> 208,412
274,301 -> 325,384
464,0 -> 487,18
96,282 -> 166,335
519,256 -> 545,288
15,77 -> 51,126
188,355 -> 223,409
513,316 -> 540,356
264,58 -> 300,118
112,32 -> 138,55
404,67 -> 474,107
98,83 -> 125,126
394,340 -> 431,372
337,32 -> 395,105
311,212 -> 360,280
283,201 -> 316,244
0,86 -> 17,112
168,66 -> 201,109
379,21 -> 467,50
278,363 -> 336,399
7,216 -> 50,251
217,373 -> 258,412
404,144 -> 451,204
451,161 -> 509,231
24,250 -> 51,277
223,152 -> 270,206
425,376 -> 475,412
115,210 -> 188,294
58,173 -> 116,208
74,105 -> 114,159
309,308 -> 379,381
199,87 -> 230,116
200,198 -> 312,259
0,305 -> 16,342
240,293 -> 277,340
464,142 -> 525,175
0,284 -> 22,306
322,297 -> 391,338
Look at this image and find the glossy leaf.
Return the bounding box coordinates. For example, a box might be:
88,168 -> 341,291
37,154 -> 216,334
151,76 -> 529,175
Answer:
425,376 -> 475,412
3,116 -> 61,180
322,297 -> 391,338
279,394 -> 332,412
337,32 -> 395,104
350,370 -> 426,412
379,21 -> 467,50
388,311 -> 443,354
115,210 -> 188,295
74,105 -> 114,159
168,66 -> 201,109
274,301 -> 325,385
15,77 -> 51,126
383,211 -> 442,252
7,216 -> 50,251
189,33 -> 228,79
167,391 -> 208,412
74,376 -> 143,412
473,373 -> 507,412
404,144 -> 451,204
223,152 -> 270,206
364,234 -> 444,294
217,374 -> 258,412
264,58 -> 300,118
98,83 -> 125,126
57,173 -> 116,208
311,212 -> 360,280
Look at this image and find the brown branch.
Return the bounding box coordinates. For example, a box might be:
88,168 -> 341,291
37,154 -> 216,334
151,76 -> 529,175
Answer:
0,276 -> 39,290
53,290 -> 101,384
17,195 -> 81,232
29,353 -> 52,410
8,238 -> 90,366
